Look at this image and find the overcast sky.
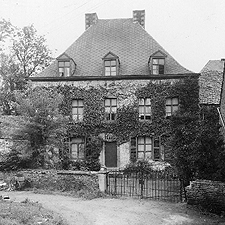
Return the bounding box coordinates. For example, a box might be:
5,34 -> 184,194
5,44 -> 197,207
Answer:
0,0 -> 225,73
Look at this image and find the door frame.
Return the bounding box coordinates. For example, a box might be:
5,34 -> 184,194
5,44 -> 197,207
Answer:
100,141 -> 119,169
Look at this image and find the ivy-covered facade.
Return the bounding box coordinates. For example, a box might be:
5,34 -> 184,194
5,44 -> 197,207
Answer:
30,10 -> 199,169
30,77 -> 199,168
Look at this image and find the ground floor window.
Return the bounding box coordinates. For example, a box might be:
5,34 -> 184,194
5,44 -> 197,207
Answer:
70,137 -> 85,160
130,136 -> 162,161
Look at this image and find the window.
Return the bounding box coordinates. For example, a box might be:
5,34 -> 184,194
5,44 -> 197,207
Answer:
58,60 -> 70,76
104,60 -> 117,76
137,137 -> 152,160
72,100 -> 84,121
105,98 -> 117,121
139,98 -> 152,120
149,50 -> 167,75
166,97 -> 179,117
70,137 -> 85,160
102,52 -> 120,76
152,58 -> 165,75
130,137 -> 162,161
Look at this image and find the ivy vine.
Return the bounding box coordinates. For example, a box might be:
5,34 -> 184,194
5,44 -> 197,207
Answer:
53,76 -> 199,167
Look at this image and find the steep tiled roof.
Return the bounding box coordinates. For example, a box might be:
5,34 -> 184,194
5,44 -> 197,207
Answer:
37,18 -> 192,77
199,60 -> 224,104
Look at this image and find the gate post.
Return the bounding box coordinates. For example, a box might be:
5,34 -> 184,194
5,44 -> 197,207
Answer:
98,167 -> 108,193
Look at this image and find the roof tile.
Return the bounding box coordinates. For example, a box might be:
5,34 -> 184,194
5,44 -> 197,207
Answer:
199,60 -> 224,104
37,18 -> 192,77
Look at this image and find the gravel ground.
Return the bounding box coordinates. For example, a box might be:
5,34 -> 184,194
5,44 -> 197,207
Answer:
0,191 -> 225,225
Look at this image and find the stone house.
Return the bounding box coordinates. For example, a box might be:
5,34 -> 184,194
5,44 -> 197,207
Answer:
29,10 -> 199,169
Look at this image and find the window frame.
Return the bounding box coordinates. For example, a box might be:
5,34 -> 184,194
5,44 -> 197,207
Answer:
102,52 -> 120,76
152,58 -> 165,75
72,99 -> 84,122
58,59 -> 71,77
130,136 -> 162,161
165,97 -> 179,117
70,137 -> 85,160
138,98 -> 152,121
148,50 -> 167,75
104,98 -> 117,121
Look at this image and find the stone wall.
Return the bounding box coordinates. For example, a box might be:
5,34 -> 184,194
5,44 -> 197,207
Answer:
186,180 -> 225,214
1,170 -> 100,197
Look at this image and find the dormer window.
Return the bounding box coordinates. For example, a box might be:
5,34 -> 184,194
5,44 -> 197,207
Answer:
149,50 -> 167,75
152,58 -> 165,75
57,53 -> 75,77
59,61 -> 70,77
102,52 -> 120,76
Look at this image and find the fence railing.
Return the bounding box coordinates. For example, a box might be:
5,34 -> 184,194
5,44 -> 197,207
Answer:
106,170 -> 184,202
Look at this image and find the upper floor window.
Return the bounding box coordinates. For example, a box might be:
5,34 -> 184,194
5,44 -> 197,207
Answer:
105,98 -> 117,121
70,137 -> 85,160
58,61 -> 70,76
149,50 -> 167,75
139,98 -> 152,121
166,97 -> 179,117
102,52 -> 120,76
152,58 -> 165,75
72,99 -> 84,121
57,53 -> 75,77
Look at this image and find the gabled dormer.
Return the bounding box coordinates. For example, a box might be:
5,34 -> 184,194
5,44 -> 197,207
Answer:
102,52 -> 120,76
148,50 -> 167,75
57,53 -> 76,77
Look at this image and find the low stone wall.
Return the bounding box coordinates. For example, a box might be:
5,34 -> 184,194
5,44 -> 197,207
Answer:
186,180 -> 225,214
1,169 -> 101,198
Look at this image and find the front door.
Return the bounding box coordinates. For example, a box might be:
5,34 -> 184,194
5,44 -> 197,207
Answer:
105,141 -> 117,167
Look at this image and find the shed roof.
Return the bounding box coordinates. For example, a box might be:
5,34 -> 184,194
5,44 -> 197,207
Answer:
199,60 -> 224,104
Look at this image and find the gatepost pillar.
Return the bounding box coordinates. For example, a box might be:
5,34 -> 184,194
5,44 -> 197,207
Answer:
98,166 -> 108,193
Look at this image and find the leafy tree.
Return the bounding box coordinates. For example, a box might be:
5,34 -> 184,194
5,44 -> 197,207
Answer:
0,19 -> 15,48
12,24 -> 52,78
194,106 -> 225,181
170,112 -> 200,185
171,106 -> 225,184
0,86 -> 69,169
0,20 -> 52,115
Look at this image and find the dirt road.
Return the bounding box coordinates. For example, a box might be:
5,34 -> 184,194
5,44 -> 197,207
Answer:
0,191 -> 224,225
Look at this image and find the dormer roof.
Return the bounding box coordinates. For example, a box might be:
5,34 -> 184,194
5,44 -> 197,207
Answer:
37,15 -> 193,78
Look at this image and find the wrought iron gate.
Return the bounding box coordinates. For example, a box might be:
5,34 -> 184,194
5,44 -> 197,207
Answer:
106,169 -> 184,202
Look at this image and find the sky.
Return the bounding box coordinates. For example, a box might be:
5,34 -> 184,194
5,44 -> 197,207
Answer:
0,0 -> 225,73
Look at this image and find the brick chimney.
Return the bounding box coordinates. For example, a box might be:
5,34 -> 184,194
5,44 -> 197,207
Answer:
85,13 -> 98,30
133,10 -> 145,28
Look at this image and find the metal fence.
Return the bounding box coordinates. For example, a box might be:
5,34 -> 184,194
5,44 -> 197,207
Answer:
106,170 -> 184,202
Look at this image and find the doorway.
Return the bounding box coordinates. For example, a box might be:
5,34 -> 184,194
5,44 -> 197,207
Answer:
105,141 -> 117,167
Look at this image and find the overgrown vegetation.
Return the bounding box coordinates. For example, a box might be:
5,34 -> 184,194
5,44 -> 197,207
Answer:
0,19 -> 52,115
0,199 -> 68,225
171,105 -> 225,184
0,86 -> 68,170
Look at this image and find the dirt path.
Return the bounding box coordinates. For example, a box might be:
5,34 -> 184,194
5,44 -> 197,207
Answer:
0,191 -> 224,225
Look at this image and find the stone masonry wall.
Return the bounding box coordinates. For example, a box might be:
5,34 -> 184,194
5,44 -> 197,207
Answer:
186,180 -> 225,214
1,169 -> 100,197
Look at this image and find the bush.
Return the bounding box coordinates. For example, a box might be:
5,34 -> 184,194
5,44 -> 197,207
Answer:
0,149 -> 32,172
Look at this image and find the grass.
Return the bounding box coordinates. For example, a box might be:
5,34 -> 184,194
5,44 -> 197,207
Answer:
0,198 -> 68,225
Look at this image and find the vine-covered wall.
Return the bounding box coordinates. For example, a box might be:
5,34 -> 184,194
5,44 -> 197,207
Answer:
32,76 -> 199,167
